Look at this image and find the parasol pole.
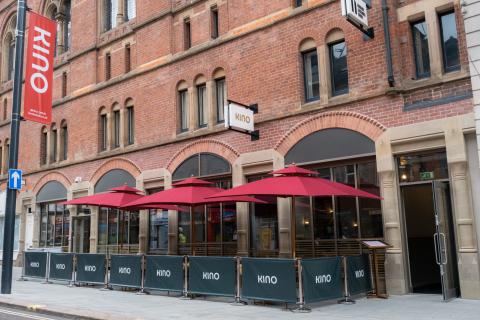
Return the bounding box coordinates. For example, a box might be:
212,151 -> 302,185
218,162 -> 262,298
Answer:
190,206 -> 195,255
291,196 -> 296,258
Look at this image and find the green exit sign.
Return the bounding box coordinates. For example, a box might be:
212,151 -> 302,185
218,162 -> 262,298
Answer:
420,171 -> 434,180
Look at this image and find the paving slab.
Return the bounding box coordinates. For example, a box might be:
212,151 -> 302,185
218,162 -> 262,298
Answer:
0,268 -> 478,320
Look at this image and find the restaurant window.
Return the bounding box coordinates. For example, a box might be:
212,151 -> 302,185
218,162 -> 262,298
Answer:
113,109 -> 120,148
179,89 -> 189,132
39,203 -> 70,248
302,49 -> 320,102
215,77 -> 226,123
411,19 -> 430,79
97,208 -> 139,254
211,6 -> 219,39
334,165 -> 358,239
439,11 -> 460,73
329,40 -> 349,96
184,18 -> 191,50
148,188 -> 168,253
397,151 -> 449,183
0,215 -> 20,251
197,84 -> 207,128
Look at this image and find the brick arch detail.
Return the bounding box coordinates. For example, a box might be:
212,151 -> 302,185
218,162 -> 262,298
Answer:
166,139 -> 240,173
33,171 -> 71,195
274,111 -> 386,156
90,158 -> 141,186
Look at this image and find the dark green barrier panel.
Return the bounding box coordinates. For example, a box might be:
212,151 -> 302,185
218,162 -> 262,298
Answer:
49,253 -> 74,281
144,255 -> 184,292
241,258 -> 297,303
76,254 -> 106,284
347,254 -> 372,295
301,257 -> 343,303
188,256 -> 236,297
24,252 -> 47,278
109,255 -> 142,288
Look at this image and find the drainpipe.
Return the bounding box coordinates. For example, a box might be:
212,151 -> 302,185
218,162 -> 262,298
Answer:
382,0 -> 395,87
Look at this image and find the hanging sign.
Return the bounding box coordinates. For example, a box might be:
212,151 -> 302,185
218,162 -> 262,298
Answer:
341,0 -> 369,28
23,12 -> 56,124
225,101 -> 255,132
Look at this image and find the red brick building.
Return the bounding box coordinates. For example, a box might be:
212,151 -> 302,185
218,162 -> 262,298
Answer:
0,0 -> 478,299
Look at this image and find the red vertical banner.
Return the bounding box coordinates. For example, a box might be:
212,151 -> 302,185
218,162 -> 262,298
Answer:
23,12 -> 56,124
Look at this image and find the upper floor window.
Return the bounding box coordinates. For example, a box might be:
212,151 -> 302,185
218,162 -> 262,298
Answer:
215,78 -> 226,123
1,14 -> 16,82
197,84 -> 207,128
62,72 -> 68,98
179,89 -> 189,132
105,52 -> 112,80
329,40 -> 349,96
3,99 -> 7,121
99,111 -> 108,152
411,19 -> 430,79
51,125 -> 58,163
125,44 -> 131,73
211,6 -> 219,39
104,0 -> 118,31
439,11 -> 460,73
113,109 -> 121,148
184,18 -> 191,50
125,0 -> 136,22
126,100 -> 134,145
45,0 -> 71,54
61,121 -> 68,161
302,49 -> 320,102
41,127 -> 48,165
293,0 -> 303,8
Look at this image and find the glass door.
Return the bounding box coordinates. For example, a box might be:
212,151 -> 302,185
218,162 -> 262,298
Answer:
432,181 -> 460,301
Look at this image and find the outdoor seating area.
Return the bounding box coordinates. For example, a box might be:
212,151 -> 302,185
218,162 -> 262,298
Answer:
21,251 -> 373,311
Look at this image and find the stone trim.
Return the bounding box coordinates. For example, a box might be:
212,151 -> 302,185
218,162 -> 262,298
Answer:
404,91 -> 473,111
32,171 -> 71,195
89,157 -> 141,186
274,111 -> 386,155
166,138 -> 239,172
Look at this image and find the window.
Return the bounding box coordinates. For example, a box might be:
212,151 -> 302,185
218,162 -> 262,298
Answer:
51,127 -> 58,163
8,41 -> 14,81
98,208 -> 139,254
2,14 -> 16,82
41,129 -> 48,165
302,50 -> 320,102
411,20 -> 430,78
105,53 -> 111,80
61,123 -> 68,161
4,141 -> 8,171
64,1 -> 72,52
329,40 -> 349,96
125,0 -> 136,21
211,6 -> 219,39
184,18 -> 191,50
215,78 -> 226,123
46,1 -> 71,54
3,99 -> 7,121
197,84 -> 207,128
439,11 -> 460,73
294,0 -> 303,7
0,145 -> 3,175
125,44 -> 131,73
113,109 -> 120,148
39,203 -> 69,248
99,113 -> 108,151
179,89 -> 189,132
62,72 -> 67,98
127,106 -> 134,145
104,0 -> 118,31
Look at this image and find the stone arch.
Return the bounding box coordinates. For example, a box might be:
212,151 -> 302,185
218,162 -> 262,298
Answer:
299,37 -> 316,52
90,157 -> 141,186
166,139 -> 240,173
274,111 -> 386,156
33,171 -> 71,195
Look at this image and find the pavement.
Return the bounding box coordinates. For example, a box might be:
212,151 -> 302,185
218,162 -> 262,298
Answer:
0,268 -> 478,320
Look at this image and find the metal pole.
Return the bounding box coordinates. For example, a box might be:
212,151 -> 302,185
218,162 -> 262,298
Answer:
231,256 -> 246,306
1,0 -> 27,295
338,256 -> 355,304
292,258 -> 310,313
291,197 -> 296,258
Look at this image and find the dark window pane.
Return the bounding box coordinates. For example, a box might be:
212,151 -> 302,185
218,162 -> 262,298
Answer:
184,19 -> 191,49
129,212 -> 139,244
51,129 -> 58,162
440,11 -> 460,72
178,207 -> 190,244
295,197 -> 312,240
206,204 -> 221,242
193,206 -> 205,243
64,1 -> 71,51
98,207 -> 108,245
113,110 -> 120,148
303,50 -> 320,102
211,8 -> 219,39
329,41 -> 348,96
173,154 -> 199,180
179,90 -> 189,132
411,20 -> 430,78
216,78 -> 225,123
200,153 -> 231,176
222,203 -> 237,242
149,209 -> 168,250
108,208 -> 118,245
397,151 -> 449,183
357,162 -> 382,238
313,197 -> 335,239
8,41 -> 14,81
127,107 -> 134,145
197,84 -> 207,127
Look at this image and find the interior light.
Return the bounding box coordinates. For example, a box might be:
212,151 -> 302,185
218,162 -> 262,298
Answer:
401,173 -> 408,181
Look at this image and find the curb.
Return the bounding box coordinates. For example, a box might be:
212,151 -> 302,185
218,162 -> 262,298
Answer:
0,300 -> 102,320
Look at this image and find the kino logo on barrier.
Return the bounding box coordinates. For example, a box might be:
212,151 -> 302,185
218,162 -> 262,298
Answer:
203,272 -> 220,280
119,267 -> 132,274
156,269 -> 171,277
30,262 -> 40,268
85,265 -> 96,272
56,264 -> 66,270
355,269 -> 365,278
257,275 -> 278,285
315,274 -> 332,284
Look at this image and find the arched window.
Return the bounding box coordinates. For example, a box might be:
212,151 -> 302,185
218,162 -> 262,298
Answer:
99,107 -> 108,152
124,0 -> 136,22
2,14 -> 16,82
60,120 -> 68,161
111,103 -> 120,149
44,1 -> 72,55
40,126 -> 48,165
300,38 -> 319,102
213,68 -> 226,123
4,138 -> 9,172
51,123 -> 58,162
195,75 -> 207,128
125,99 -> 134,145
103,0 -> 135,32
177,81 -> 189,133
104,0 -> 118,31
326,29 -> 348,96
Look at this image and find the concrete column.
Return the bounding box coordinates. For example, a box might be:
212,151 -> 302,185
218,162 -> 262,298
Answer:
68,205 -> 78,253
90,206 -> 99,253
445,121 -> 480,299
188,87 -> 195,131
32,202 -> 40,248
106,112 -> 112,150
116,0 -> 124,26
317,44 -> 329,104
138,210 -> 148,254
120,108 -> 126,148
425,8 -> 443,79
376,132 -> 409,294
55,12 -> 65,55
207,80 -> 215,128
232,161 -> 248,256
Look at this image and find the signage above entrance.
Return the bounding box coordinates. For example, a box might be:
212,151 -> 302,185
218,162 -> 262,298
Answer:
224,100 -> 259,141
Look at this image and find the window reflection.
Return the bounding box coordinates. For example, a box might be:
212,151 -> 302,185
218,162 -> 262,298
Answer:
329,41 -> 349,96
439,11 -> 460,72
411,20 -> 430,78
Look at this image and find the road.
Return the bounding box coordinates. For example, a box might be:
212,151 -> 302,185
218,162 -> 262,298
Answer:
0,307 -> 68,320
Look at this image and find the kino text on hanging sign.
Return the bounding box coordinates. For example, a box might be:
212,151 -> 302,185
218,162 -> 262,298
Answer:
225,102 -> 254,132
23,12 -> 56,125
